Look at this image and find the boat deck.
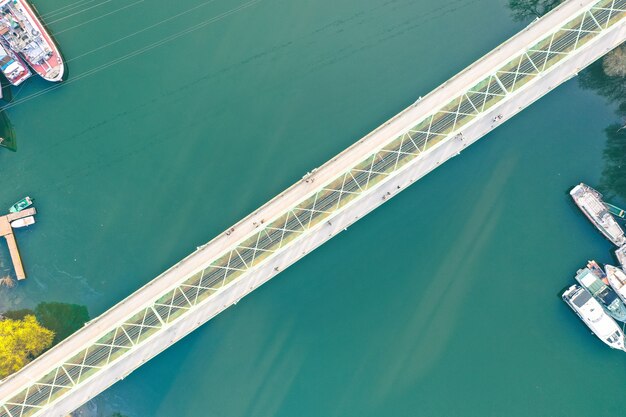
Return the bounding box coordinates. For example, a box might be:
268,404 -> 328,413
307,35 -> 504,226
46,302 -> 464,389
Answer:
0,207 -> 36,280
571,184 -> 626,247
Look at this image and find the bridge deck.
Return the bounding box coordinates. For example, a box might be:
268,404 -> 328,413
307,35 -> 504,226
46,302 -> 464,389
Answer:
1,0 -> 626,416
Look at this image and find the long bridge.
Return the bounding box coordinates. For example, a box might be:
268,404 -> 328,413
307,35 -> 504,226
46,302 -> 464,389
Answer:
2,0 -> 626,415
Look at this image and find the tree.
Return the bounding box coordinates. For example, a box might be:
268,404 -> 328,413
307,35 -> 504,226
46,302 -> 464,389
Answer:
579,51 -> 626,105
599,125 -> 626,200
0,315 -> 54,378
508,0 -> 563,21
3,302 -> 91,346
603,45 -> 626,78
0,275 -> 15,288
578,43 -> 626,200
2,309 -> 35,320
34,302 -> 89,345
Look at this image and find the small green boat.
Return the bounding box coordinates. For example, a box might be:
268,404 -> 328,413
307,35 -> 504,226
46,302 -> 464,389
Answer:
9,196 -> 33,213
606,202 -> 626,220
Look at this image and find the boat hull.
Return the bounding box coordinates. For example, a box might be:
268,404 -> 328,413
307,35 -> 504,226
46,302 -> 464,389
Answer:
563,284 -> 626,351
11,215 -> 35,228
8,196 -> 33,213
570,184 -> 626,247
18,0 -> 63,81
0,38 -> 31,86
606,265 -> 626,304
575,265 -> 626,322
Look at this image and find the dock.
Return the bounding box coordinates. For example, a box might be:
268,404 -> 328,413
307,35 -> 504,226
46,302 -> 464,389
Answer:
0,207 -> 36,280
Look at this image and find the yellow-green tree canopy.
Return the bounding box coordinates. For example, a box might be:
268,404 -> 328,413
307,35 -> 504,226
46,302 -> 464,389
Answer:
0,315 -> 54,378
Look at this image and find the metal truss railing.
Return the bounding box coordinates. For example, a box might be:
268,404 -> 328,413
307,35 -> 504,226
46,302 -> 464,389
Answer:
2,1 -> 625,416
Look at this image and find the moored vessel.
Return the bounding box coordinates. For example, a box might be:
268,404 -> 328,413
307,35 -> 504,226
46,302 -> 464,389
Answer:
606,202 -> 626,220
606,264 -> 626,304
0,38 -> 29,85
9,196 -> 32,212
563,284 -> 625,351
570,183 -> 626,247
0,0 -> 64,82
575,264 -> 626,322
10,215 -> 34,228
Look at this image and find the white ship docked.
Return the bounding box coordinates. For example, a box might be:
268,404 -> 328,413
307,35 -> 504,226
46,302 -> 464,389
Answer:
575,264 -> 626,322
570,183 -> 626,247
563,284 -> 626,351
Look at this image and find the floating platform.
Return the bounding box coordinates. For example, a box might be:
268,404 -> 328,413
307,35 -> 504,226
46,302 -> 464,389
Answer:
0,207 -> 36,280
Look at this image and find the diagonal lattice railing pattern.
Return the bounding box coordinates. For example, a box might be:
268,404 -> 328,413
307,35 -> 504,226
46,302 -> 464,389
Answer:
2,1 -> 625,416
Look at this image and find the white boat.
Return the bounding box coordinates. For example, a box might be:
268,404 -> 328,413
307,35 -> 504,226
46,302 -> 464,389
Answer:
562,284 -> 625,351
11,215 -> 35,228
570,183 -> 626,247
575,265 -> 626,322
606,265 -> 626,304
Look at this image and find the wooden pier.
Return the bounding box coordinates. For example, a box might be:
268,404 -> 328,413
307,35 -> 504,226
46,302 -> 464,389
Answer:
0,207 -> 36,280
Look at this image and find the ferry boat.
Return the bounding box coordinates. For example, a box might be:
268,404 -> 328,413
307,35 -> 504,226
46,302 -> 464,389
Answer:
0,38 -> 29,85
570,183 -> 626,247
563,284 -> 625,351
11,215 -> 34,228
8,196 -> 32,212
575,265 -> 626,322
606,264 -> 626,304
0,0 -> 63,82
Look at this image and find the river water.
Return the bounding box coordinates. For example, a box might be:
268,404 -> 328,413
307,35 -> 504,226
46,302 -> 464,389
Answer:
0,0 -> 625,415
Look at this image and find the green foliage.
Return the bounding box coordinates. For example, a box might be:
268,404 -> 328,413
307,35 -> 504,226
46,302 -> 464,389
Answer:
507,0 -> 563,21
599,125 -> 626,200
578,46 -> 626,201
34,302 -> 90,344
0,315 -> 54,378
3,302 -> 91,346
0,302 -> 90,378
2,308 -> 35,320
579,59 -> 626,108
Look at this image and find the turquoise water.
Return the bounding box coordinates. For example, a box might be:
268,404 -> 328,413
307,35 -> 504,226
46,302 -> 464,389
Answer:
0,0 -> 625,415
